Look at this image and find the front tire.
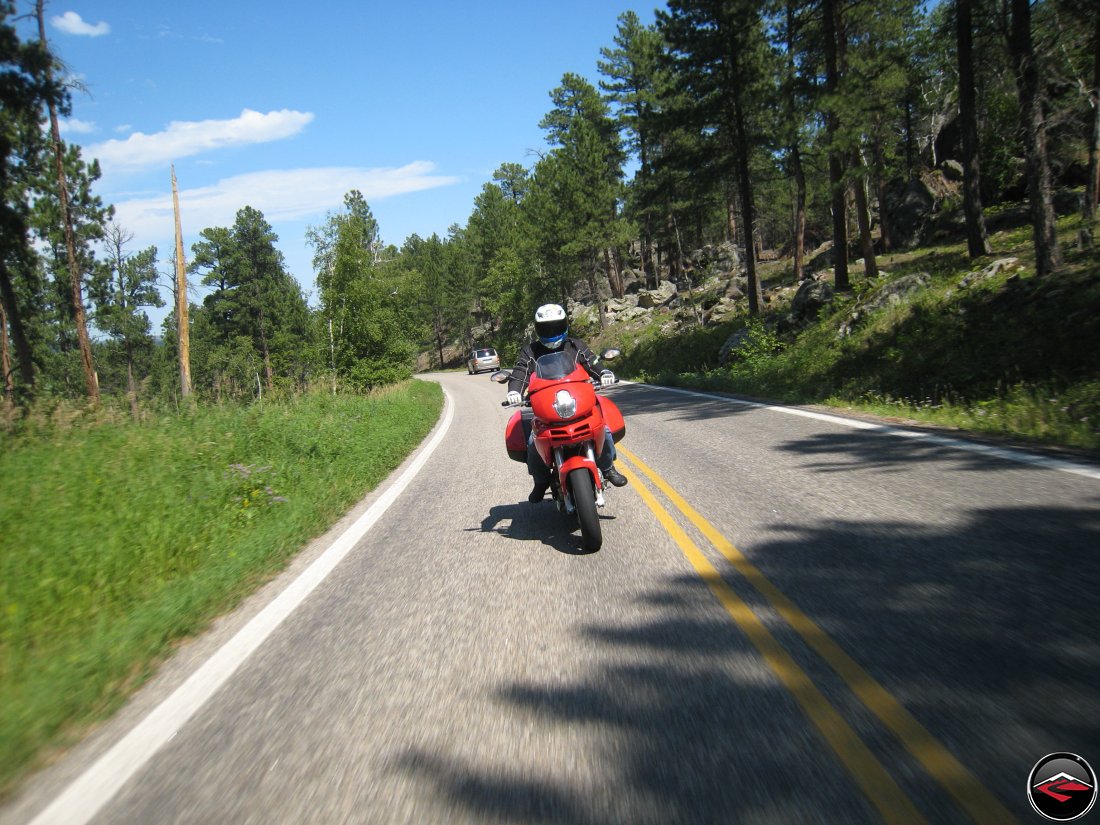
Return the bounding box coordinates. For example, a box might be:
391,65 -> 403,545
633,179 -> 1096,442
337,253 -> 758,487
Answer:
568,468 -> 602,552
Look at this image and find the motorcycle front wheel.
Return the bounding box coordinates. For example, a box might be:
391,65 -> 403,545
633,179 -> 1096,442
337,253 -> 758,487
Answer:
568,468 -> 602,552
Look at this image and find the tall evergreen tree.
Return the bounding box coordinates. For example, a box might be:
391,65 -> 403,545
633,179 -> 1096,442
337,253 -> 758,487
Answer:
658,0 -> 771,313
91,223 -> 162,416
307,192 -> 418,389
599,12 -> 664,288
35,0 -> 98,400
0,0 -> 60,397
956,0 -> 992,257
191,207 -> 310,396
537,73 -> 628,305
1006,0 -> 1062,275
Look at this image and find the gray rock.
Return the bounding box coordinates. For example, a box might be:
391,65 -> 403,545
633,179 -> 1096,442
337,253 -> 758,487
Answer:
940,159 -> 964,182
704,297 -> 740,326
719,326 -> 753,365
862,272 -> 931,313
790,279 -> 835,324
605,295 -> 639,314
616,307 -> 652,325
638,280 -> 678,308
838,272 -> 931,337
884,179 -> 936,248
959,257 -> 1020,289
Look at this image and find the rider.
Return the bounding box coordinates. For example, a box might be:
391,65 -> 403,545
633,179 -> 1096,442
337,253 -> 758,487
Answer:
506,303 -> 629,503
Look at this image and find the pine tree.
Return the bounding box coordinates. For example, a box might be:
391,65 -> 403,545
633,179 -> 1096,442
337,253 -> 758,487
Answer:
91,223 -> 162,416
658,0 -> 772,313
1006,0 -> 1062,275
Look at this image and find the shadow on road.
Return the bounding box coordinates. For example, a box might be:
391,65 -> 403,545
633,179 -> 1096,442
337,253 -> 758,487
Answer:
402,501 -> 1100,823
775,428 -> 1100,475
607,384 -> 758,425
472,502 -> 616,556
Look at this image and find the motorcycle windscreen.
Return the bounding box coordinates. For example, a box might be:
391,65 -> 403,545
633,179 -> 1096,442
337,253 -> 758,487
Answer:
504,410 -> 531,462
598,396 -> 626,443
534,350 -> 577,380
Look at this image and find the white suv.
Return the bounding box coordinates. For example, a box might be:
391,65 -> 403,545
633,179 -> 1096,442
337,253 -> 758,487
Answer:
467,348 -> 500,375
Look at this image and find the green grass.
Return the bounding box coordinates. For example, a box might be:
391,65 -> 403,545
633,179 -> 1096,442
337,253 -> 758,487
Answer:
0,381 -> 443,798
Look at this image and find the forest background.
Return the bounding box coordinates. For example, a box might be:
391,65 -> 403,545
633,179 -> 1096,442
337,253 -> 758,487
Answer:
0,0 -> 1097,425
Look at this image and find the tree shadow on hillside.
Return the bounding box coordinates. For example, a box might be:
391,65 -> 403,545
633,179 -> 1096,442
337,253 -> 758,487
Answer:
395,502 -> 1100,823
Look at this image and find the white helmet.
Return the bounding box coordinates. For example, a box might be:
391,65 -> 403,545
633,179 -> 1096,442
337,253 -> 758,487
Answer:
534,304 -> 568,349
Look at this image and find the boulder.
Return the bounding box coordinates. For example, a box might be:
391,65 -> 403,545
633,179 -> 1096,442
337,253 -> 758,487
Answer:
718,327 -> 753,365
958,257 -> 1020,289
616,307 -> 652,325
704,297 -> 740,326
884,178 -> 937,248
638,280 -> 678,308
605,295 -> 639,314
862,272 -> 931,313
789,279 -> 834,324
838,272 -> 931,337
939,159 -> 964,182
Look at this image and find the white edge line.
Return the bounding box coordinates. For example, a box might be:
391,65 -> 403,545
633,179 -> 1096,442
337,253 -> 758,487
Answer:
27,388 -> 455,825
617,380 -> 1100,482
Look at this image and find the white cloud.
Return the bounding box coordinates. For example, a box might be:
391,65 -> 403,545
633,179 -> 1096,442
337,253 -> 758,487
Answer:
110,162 -> 460,243
115,123 -> 132,134
88,109 -> 315,172
59,118 -> 96,134
52,11 -> 110,37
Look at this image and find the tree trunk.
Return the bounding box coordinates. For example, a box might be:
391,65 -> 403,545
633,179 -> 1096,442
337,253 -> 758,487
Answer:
733,96 -> 763,315
851,150 -> 879,279
872,134 -> 892,252
435,314 -> 445,369
257,307 -> 274,390
726,188 -> 738,243
589,256 -> 607,330
791,145 -> 807,281
666,209 -> 682,284
1007,0 -> 1062,275
641,220 -> 655,290
1084,14 -> 1099,237
604,246 -> 624,298
37,0 -> 98,403
171,166 -> 192,397
0,263 -> 34,393
125,344 -> 139,420
1,300 -> 13,408
957,0 -> 992,258
823,0 -> 850,291
904,94 -> 917,179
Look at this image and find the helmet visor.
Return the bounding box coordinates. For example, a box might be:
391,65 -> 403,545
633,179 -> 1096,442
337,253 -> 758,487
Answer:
535,317 -> 568,341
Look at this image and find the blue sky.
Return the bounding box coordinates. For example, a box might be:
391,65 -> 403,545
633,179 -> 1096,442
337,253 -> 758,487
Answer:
28,0 -> 655,317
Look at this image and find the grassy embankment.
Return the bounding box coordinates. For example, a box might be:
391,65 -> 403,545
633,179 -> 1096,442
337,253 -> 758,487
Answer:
0,380 -> 443,799
597,211 -> 1100,452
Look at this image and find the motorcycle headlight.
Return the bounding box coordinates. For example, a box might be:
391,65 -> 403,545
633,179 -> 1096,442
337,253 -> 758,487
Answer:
552,390 -> 577,420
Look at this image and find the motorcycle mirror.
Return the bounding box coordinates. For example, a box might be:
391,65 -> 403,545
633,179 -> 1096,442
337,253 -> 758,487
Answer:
600,348 -> 621,360
489,370 -> 511,383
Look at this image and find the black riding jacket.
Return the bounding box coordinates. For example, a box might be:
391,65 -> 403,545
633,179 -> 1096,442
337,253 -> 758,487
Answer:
507,337 -> 605,395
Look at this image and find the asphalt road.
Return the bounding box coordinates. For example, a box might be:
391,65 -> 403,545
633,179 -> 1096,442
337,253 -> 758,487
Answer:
4,372 -> 1099,825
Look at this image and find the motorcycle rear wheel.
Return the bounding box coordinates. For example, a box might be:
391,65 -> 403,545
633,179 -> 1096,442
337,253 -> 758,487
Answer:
568,468 -> 602,552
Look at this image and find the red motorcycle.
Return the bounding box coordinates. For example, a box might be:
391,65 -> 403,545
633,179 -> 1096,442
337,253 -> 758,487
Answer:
493,350 -> 626,552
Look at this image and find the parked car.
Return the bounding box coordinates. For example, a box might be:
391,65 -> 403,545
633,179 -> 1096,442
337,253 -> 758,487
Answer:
467,347 -> 500,375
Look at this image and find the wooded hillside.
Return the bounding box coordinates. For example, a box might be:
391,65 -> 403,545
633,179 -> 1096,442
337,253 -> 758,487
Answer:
1,0 -> 1097,413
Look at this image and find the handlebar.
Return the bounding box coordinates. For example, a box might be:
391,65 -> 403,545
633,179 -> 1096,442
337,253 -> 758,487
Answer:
501,377 -> 618,407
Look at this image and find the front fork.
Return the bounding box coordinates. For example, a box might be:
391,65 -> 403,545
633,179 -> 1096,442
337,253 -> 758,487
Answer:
553,443 -> 605,515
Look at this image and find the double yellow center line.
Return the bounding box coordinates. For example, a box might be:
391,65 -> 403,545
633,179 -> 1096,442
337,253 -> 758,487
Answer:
616,445 -> 1018,825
